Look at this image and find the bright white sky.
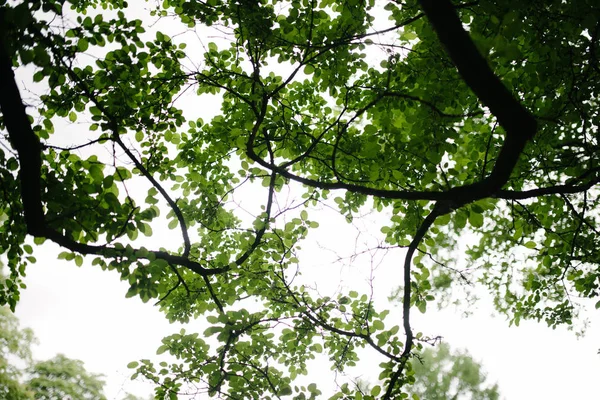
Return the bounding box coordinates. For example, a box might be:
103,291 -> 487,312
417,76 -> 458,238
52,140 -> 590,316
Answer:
8,1 -> 600,399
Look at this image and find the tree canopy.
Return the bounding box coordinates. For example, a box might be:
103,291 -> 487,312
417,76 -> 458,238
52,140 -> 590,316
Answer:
27,354 -> 107,400
1,0 -> 599,398
0,306 -> 107,399
0,306 -> 36,399
410,343 -> 500,400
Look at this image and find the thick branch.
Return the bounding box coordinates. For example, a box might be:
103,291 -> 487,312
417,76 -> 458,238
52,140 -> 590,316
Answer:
418,0 -> 536,138
0,36 -> 45,236
418,0 -> 537,202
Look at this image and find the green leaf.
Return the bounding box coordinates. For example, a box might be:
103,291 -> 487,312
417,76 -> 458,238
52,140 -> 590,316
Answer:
372,319 -> 385,331
468,211 -> 484,228
89,164 -> 103,182
279,386 -> 292,396
371,386 -> 382,397
203,326 -> 222,337
77,38 -> 89,52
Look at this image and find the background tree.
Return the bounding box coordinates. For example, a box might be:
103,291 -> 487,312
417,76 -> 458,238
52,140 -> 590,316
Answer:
26,354 -> 107,400
121,393 -> 155,400
353,342 -> 500,400
1,0 -> 599,398
0,304 -> 112,399
410,342 -> 500,400
0,306 -> 35,400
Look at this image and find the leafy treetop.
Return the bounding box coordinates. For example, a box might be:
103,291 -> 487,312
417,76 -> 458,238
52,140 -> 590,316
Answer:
0,306 -> 107,400
409,342 -> 500,400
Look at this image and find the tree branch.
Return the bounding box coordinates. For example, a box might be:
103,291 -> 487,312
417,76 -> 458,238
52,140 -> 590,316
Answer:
0,35 -> 225,278
418,0 -> 537,203
383,206 -> 440,400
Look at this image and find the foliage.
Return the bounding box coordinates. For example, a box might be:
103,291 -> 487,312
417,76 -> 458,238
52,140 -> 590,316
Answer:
0,306 -> 108,400
0,306 -> 36,399
0,0 -> 599,398
121,394 -> 155,400
410,342 -> 500,400
27,354 -> 107,400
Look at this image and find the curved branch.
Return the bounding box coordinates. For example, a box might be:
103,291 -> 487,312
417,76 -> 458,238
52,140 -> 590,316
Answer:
112,132 -> 192,257
383,206 -> 440,400
418,0 -> 536,138
418,0 -> 537,203
233,170 -> 276,267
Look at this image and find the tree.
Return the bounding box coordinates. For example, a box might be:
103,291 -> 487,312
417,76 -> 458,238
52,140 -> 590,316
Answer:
121,394 -> 155,400
0,306 -> 35,400
0,0 -> 599,398
410,343 -> 500,400
0,306 -> 107,400
352,342 -> 500,400
27,354 -> 107,400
